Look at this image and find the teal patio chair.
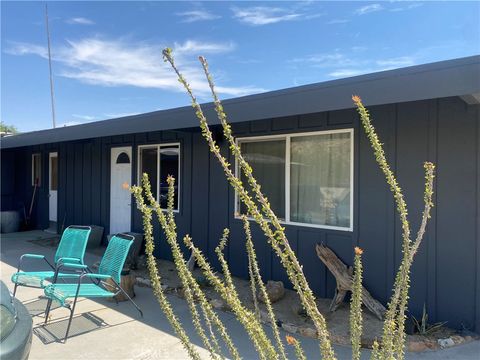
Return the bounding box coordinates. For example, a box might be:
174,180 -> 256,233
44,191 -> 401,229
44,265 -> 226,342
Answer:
11,225 -> 92,297
43,233 -> 143,342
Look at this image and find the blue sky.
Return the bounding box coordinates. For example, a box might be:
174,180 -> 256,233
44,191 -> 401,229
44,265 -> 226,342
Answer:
2,1 -> 479,132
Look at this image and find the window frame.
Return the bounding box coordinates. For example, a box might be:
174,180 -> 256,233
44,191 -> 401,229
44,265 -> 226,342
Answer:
137,142 -> 181,213
234,128 -> 354,232
31,153 -> 42,187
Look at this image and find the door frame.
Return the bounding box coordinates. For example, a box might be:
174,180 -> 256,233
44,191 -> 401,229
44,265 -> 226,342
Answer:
48,152 -> 58,224
109,146 -> 133,234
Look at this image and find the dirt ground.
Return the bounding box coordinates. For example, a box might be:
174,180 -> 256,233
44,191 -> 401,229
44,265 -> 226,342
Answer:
132,258 -> 474,351
28,234 -> 476,352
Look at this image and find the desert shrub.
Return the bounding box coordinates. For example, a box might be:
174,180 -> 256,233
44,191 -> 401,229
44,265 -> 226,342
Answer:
130,50 -> 435,360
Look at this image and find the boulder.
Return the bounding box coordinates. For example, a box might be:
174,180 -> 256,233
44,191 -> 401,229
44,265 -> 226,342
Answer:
450,335 -> 465,345
408,341 -> 429,352
258,281 -> 285,304
136,255 -> 147,270
259,310 -> 269,323
298,326 -> 317,338
281,322 -> 298,334
438,337 -> 455,348
407,336 -> 430,352
210,298 -> 229,311
136,277 -> 152,288
291,302 -> 308,317
195,275 -> 210,288
176,287 -> 199,302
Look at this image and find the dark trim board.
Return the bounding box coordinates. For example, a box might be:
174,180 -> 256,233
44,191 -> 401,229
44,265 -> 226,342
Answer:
2,96 -> 479,331
2,56 -> 479,149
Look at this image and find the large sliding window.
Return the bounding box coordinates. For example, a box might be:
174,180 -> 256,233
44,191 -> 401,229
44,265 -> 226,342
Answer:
138,143 -> 180,210
236,129 -> 353,231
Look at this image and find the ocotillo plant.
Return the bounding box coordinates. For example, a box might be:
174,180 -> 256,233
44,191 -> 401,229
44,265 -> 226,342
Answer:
130,49 -> 435,360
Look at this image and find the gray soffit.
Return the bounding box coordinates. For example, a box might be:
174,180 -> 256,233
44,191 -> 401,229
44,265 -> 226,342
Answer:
2,55 -> 479,149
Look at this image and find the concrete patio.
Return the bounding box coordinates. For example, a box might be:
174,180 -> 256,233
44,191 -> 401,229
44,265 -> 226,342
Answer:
1,230 -> 479,360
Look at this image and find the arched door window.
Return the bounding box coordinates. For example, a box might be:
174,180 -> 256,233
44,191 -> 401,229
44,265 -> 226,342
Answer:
116,152 -> 130,164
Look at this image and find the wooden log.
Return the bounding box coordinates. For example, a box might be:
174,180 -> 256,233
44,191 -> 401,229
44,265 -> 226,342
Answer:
316,244 -> 386,320
106,273 -> 136,302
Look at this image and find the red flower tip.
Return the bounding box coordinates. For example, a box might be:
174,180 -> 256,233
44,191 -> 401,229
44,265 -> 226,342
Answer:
352,95 -> 362,103
354,246 -> 364,255
286,335 -> 297,345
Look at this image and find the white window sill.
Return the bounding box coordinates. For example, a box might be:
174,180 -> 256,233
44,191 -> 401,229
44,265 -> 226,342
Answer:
234,215 -> 353,232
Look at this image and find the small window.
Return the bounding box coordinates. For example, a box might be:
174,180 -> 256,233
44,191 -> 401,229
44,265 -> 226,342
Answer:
116,152 -> 130,164
138,144 -> 180,210
32,153 -> 41,186
236,129 -> 353,231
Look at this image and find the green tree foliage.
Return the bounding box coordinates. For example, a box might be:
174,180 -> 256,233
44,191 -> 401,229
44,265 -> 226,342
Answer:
0,122 -> 18,134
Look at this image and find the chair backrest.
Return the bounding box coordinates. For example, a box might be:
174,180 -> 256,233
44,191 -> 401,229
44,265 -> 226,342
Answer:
98,234 -> 134,283
54,226 -> 92,265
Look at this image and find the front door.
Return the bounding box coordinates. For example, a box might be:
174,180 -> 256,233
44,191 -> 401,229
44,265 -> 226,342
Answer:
110,147 -> 132,235
49,152 -> 58,224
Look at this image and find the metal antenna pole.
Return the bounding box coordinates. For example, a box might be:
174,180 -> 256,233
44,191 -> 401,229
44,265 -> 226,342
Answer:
45,3 -> 56,128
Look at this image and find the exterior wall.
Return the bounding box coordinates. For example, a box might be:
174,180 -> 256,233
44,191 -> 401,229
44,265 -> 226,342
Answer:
1,150 -> 15,211
2,96 -> 479,331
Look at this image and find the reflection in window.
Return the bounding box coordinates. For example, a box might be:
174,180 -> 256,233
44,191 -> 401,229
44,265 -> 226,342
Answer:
290,133 -> 351,228
240,140 -> 285,219
138,144 -> 180,210
237,130 -> 352,230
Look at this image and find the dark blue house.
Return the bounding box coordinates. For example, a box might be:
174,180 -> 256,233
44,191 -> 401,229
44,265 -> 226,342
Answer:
2,56 -> 480,331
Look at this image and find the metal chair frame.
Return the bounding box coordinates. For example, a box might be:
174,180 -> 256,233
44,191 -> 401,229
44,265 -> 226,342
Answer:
12,225 -> 92,296
43,234 -> 143,342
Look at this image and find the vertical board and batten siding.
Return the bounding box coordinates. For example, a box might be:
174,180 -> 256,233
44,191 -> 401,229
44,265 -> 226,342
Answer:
217,96 -> 480,330
1,96 -> 479,331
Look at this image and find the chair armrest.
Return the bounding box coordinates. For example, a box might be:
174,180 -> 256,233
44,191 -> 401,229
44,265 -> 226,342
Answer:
58,263 -> 88,271
56,257 -> 82,266
51,262 -> 88,284
17,254 -> 54,272
81,273 -> 112,280
21,254 -> 45,260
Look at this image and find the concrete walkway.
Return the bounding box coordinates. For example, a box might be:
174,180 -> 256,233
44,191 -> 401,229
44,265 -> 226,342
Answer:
1,231 -> 479,359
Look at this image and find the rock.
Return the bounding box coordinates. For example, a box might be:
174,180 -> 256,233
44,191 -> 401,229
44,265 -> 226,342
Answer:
195,275 -> 210,288
330,333 -> 349,346
176,287 -> 200,302
258,281 -> 285,304
291,302 -> 308,317
360,338 -> 375,349
210,298 -> 229,311
407,338 -> 429,352
136,255 -> 147,270
259,310 -> 270,323
136,277 -> 152,288
438,337 -> 455,348
298,326 -> 317,338
176,287 -> 186,299
281,322 -> 298,334
450,335 -> 465,345
424,338 -> 439,350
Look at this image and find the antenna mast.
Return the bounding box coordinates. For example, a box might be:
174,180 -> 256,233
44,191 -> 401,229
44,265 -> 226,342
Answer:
45,3 -> 56,128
